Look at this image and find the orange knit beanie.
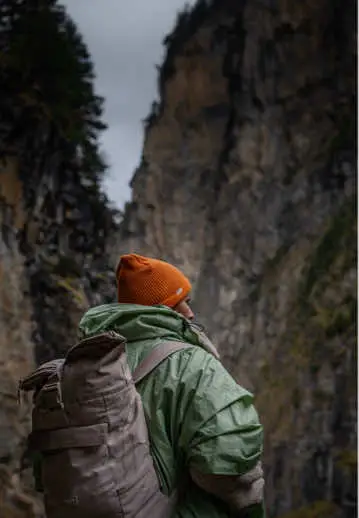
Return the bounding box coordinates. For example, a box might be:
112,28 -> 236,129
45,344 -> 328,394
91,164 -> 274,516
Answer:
116,253 -> 192,308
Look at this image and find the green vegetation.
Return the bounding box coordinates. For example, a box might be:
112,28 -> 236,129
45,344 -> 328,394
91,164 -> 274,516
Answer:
256,193 -> 356,445
55,276 -> 88,309
325,295 -> 356,338
0,1 -> 118,363
301,196 -> 356,299
335,449 -> 357,471
0,0 -> 107,182
279,500 -> 340,518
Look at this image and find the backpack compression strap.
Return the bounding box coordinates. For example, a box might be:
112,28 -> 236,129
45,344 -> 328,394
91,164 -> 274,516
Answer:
133,341 -> 193,384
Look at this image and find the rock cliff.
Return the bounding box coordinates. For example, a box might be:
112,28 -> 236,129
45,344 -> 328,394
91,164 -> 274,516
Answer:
0,2 -> 116,516
119,1 -> 357,517
0,0 -> 356,517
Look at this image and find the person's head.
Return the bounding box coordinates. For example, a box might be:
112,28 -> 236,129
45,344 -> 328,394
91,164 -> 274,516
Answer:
116,253 -> 194,320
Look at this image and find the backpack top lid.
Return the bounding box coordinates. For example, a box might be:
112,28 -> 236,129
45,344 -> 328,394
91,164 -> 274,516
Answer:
19,332 -> 126,395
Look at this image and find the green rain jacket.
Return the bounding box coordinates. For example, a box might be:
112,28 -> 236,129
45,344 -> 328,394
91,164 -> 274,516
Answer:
78,303 -> 265,518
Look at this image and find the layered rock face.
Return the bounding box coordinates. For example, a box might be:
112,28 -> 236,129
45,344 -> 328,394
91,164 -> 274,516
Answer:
0,3 -> 117,515
119,1 -> 356,516
0,128 -> 116,518
0,0 -> 356,517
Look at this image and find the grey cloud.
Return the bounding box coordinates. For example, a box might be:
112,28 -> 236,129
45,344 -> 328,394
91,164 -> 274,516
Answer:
62,0 -> 196,208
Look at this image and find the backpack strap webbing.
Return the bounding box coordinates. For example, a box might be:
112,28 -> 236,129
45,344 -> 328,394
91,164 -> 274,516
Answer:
133,341 -> 193,385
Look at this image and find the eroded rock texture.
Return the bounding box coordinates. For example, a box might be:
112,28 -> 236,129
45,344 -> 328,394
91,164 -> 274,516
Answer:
0,2 -> 117,515
0,113 -> 117,518
118,1 -> 356,516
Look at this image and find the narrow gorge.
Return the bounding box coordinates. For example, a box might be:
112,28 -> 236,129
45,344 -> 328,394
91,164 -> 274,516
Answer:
0,1 -> 356,517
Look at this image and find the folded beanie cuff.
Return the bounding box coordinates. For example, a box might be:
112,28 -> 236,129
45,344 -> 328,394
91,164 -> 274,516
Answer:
161,283 -> 191,309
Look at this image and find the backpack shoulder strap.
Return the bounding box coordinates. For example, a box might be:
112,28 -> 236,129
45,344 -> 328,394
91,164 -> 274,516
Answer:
133,341 -> 193,384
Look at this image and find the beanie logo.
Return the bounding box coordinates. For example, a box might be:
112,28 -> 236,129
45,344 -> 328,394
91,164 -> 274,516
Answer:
176,287 -> 183,295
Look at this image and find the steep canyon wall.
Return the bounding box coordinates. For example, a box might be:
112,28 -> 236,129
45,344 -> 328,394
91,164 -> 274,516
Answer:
118,1 -> 357,516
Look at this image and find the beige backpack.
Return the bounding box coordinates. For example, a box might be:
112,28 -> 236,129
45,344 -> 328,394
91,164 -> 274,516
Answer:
19,332 -> 191,518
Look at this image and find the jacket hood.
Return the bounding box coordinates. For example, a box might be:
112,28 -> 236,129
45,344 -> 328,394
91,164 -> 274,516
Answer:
78,303 -> 220,358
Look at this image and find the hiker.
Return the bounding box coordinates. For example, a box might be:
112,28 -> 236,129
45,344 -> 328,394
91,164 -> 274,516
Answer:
79,253 -> 265,517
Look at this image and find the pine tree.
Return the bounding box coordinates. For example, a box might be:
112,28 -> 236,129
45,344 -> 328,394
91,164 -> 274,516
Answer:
0,0 -> 107,181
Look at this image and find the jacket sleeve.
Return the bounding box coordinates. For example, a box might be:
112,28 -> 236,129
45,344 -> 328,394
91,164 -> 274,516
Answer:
190,463 -> 265,517
175,348 -> 265,514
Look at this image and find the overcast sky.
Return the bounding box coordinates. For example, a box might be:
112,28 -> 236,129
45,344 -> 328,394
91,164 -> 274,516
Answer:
62,0 -> 196,209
